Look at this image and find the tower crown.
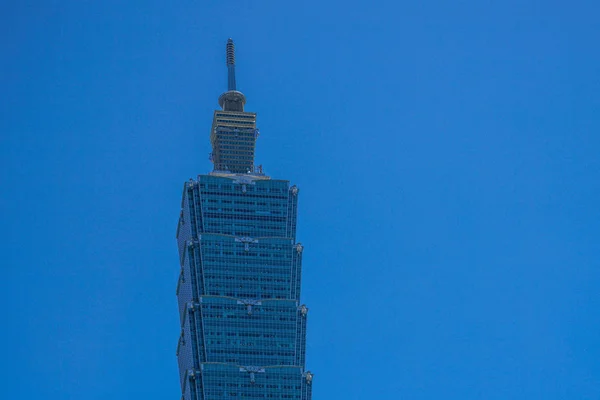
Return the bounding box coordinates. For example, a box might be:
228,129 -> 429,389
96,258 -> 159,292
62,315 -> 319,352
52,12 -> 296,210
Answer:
211,39 -> 259,175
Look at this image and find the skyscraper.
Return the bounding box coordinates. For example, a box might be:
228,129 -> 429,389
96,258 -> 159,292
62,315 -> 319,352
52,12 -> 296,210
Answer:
175,39 -> 313,400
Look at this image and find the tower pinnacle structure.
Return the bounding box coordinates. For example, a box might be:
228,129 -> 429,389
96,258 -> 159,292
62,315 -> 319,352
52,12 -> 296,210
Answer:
218,38 -> 246,112
226,38 -> 237,91
211,39 -> 257,174
175,39 -> 313,400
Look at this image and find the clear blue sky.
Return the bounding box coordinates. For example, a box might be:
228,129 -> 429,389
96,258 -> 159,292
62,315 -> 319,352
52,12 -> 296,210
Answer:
2,1 -> 600,398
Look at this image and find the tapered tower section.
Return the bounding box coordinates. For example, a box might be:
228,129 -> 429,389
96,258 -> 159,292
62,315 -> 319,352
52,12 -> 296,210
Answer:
209,39 -> 258,174
175,39 -> 313,400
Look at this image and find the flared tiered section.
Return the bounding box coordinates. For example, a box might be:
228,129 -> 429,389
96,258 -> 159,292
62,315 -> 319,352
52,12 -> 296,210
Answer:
174,39 -> 312,400
175,177 -> 312,399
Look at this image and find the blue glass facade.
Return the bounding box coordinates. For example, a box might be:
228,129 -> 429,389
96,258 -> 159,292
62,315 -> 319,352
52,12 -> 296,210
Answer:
175,40 -> 312,400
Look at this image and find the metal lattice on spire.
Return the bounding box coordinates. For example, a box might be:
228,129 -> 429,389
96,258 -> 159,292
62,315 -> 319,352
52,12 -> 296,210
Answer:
226,38 -> 237,91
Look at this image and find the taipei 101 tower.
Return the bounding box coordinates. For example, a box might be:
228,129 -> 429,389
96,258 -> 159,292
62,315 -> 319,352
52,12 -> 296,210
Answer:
174,39 -> 313,400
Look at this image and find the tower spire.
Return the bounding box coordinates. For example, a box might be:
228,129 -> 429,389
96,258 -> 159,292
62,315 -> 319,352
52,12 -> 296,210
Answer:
218,38 -> 246,112
226,38 -> 236,91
